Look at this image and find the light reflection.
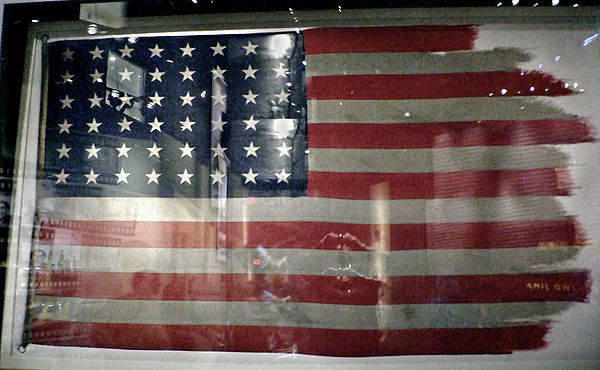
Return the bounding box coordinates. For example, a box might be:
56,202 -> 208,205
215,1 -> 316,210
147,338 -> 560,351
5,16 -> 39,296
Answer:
501,88 -> 507,95
266,34 -> 294,59
87,24 -> 98,35
582,34 -> 598,47
272,119 -> 297,139
551,0 -> 559,5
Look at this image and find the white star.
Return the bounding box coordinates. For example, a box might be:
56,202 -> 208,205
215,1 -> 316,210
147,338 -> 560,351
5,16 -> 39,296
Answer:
242,89 -> 258,104
84,169 -> 100,184
116,143 -> 132,158
56,143 -> 71,159
146,143 -> 163,158
89,46 -> 104,60
117,117 -> 133,132
118,67 -> 134,81
85,143 -> 101,159
148,44 -> 164,58
179,66 -> 196,81
89,69 -> 104,83
180,91 -> 196,107
58,119 -> 72,134
146,169 -> 161,184
210,42 -> 227,56
179,116 -> 195,132
243,142 -> 260,157
242,169 -> 259,184
211,143 -> 227,158
62,48 -> 74,61
119,44 -> 134,58
211,90 -> 227,106
87,118 -> 102,133
275,169 -> 291,184
178,169 -> 194,185
60,70 -> 75,84
148,117 -> 164,132
211,117 -> 227,132
60,95 -> 74,109
243,115 -> 260,131
149,92 -> 165,106
242,65 -> 258,80
276,142 -> 293,157
54,169 -> 69,184
149,68 -> 165,82
210,170 -> 226,185
275,89 -> 291,104
88,92 -> 102,108
211,65 -> 226,80
179,142 -> 195,158
274,65 -> 289,78
118,93 -> 133,108
115,168 -> 130,184
180,43 -> 196,57
242,41 -> 258,55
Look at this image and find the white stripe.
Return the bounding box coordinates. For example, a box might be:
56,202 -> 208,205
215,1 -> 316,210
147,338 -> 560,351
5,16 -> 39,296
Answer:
308,97 -> 574,124
32,296 -> 568,329
38,196 -> 567,223
306,49 -> 530,76
309,146 -> 568,173
34,245 -> 581,276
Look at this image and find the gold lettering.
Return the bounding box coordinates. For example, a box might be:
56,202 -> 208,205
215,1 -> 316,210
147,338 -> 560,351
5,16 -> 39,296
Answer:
527,282 -> 550,291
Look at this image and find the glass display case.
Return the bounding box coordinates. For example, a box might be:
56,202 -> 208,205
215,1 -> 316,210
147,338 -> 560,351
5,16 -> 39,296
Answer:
1,2 -> 599,368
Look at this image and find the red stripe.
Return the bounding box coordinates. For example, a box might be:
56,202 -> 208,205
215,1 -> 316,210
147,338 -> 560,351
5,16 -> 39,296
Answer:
308,120 -> 593,148
308,169 -> 572,199
34,271 -> 590,304
28,321 -> 548,355
303,26 -> 477,54
307,71 -> 573,100
39,218 -> 586,250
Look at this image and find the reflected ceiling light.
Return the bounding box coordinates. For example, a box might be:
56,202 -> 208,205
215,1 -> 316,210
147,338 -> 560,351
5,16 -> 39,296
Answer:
87,23 -> 98,35
267,34 -> 293,58
31,19 -> 40,23
551,0 -> 559,5
582,34 -> 598,47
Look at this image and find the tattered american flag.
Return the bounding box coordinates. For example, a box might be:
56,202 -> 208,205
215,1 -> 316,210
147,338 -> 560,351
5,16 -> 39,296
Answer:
27,26 -> 592,356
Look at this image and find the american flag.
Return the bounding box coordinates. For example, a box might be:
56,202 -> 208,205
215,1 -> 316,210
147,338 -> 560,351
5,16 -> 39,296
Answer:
27,26 -> 591,356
